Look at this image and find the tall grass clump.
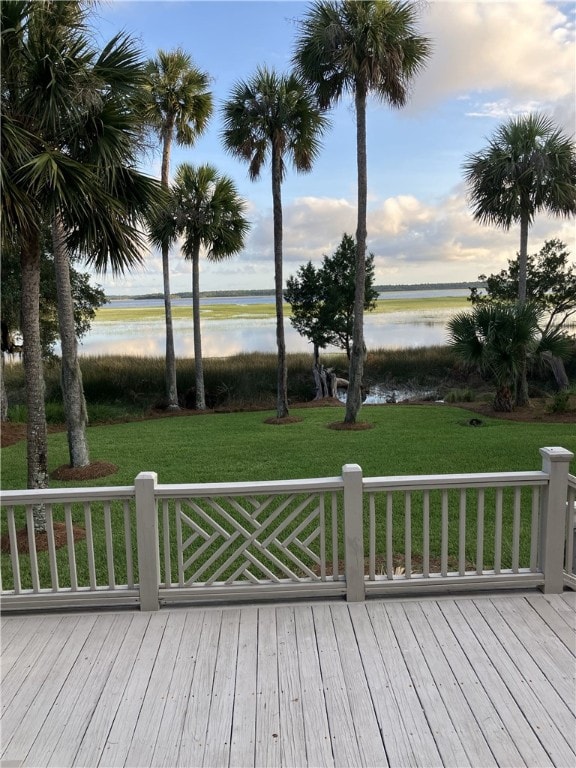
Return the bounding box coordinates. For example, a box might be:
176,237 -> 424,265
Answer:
2,344 -> 533,420
365,346 -> 460,388
445,388 -> 475,403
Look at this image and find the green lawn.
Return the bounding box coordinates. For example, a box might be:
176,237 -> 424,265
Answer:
2,405 -> 574,591
2,403 -> 575,488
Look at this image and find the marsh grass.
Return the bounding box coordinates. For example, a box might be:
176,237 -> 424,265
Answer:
96,295 -> 469,323
4,347 -> 462,421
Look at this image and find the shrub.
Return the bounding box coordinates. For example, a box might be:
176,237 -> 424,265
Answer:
445,389 -> 475,403
547,391 -> 572,414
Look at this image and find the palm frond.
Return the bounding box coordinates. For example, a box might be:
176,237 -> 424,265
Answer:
463,112 -> 576,229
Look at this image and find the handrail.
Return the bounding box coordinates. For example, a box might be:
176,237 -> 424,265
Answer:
363,471 -> 548,492
1,447 -> 573,611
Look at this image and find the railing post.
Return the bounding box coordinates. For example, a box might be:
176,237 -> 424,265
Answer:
343,463 -> 365,602
135,471 -> 160,611
539,447 -> 574,594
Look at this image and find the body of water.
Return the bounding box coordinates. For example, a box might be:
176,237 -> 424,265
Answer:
106,288 -> 469,310
74,290 -> 467,358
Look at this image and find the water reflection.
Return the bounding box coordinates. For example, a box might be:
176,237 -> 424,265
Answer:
76,308 -> 456,358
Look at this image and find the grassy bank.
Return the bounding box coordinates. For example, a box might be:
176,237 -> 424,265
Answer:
97,295 -> 469,323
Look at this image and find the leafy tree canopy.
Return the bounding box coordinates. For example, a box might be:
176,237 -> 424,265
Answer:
1,237 -> 105,357
285,233 -> 379,358
469,239 -> 576,336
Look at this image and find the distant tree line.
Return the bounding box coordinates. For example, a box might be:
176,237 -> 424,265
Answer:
108,281 -> 487,302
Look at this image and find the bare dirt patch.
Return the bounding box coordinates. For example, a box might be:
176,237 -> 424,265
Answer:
1,422 -> 67,448
0,521 -> 86,554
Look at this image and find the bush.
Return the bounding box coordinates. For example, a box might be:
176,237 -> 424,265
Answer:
546,391 -> 572,414
445,388 -> 475,403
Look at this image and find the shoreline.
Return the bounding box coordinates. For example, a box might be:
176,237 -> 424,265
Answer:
95,295 -> 469,323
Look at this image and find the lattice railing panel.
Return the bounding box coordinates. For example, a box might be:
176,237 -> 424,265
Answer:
159,491 -> 342,587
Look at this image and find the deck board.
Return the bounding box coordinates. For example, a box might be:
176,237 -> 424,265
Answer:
150,609 -> 205,768
362,602 -> 442,767
1,592 -> 575,768
330,604 -> 389,767
402,600 -> 498,767
383,602 -> 472,768
124,610 -> 188,768
1,616 -> 65,708
293,605 -> 335,768
202,608 -> 240,768
72,612 -> 150,767
458,600 -> 576,768
1,614 -> 97,764
25,613 -> 123,768
177,609 -> 222,768
525,594 -> 576,651
437,600 -> 552,767
473,599 -> 576,738
276,606 -> 308,768
255,606 -> 281,768
491,598 -> 575,705
312,604 -> 363,767
228,606 -> 257,768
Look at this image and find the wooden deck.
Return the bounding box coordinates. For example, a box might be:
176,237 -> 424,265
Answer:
1,592 -> 575,768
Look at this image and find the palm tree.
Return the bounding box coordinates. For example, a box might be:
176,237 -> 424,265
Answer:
222,67 -> 327,420
464,113 -> 576,303
143,49 -> 213,410
447,303 -> 572,412
151,163 -> 250,409
293,0 -> 432,423
1,1 -> 160,511
53,26 -> 162,469
463,113 -> 576,405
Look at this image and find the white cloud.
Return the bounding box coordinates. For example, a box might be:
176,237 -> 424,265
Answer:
177,189 -> 575,291
410,1 -> 576,130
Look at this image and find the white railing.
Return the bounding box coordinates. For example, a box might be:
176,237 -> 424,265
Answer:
0,486 -> 138,610
565,473 -> 576,590
1,447 -> 573,611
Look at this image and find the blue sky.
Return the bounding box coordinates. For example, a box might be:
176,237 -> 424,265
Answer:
92,0 -> 576,295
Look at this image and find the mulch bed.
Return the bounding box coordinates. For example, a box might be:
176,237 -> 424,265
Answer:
0,521 -> 86,554
50,461 -> 118,481
327,420 -> 374,431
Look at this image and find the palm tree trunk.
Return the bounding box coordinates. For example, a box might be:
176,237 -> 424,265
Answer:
53,216 -> 90,467
161,129 -> 180,410
272,144 -> 289,419
0,353 -> 8,422
518,209 -> 529,303
192,243 -> 206,410
21,229 -> 48,530
515,207 -> 530,406
345,84 -> 367,424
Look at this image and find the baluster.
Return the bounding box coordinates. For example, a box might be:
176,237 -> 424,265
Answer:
404,491 -> 411,579
476,489 -> 485,575
458,489 -> 466,576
